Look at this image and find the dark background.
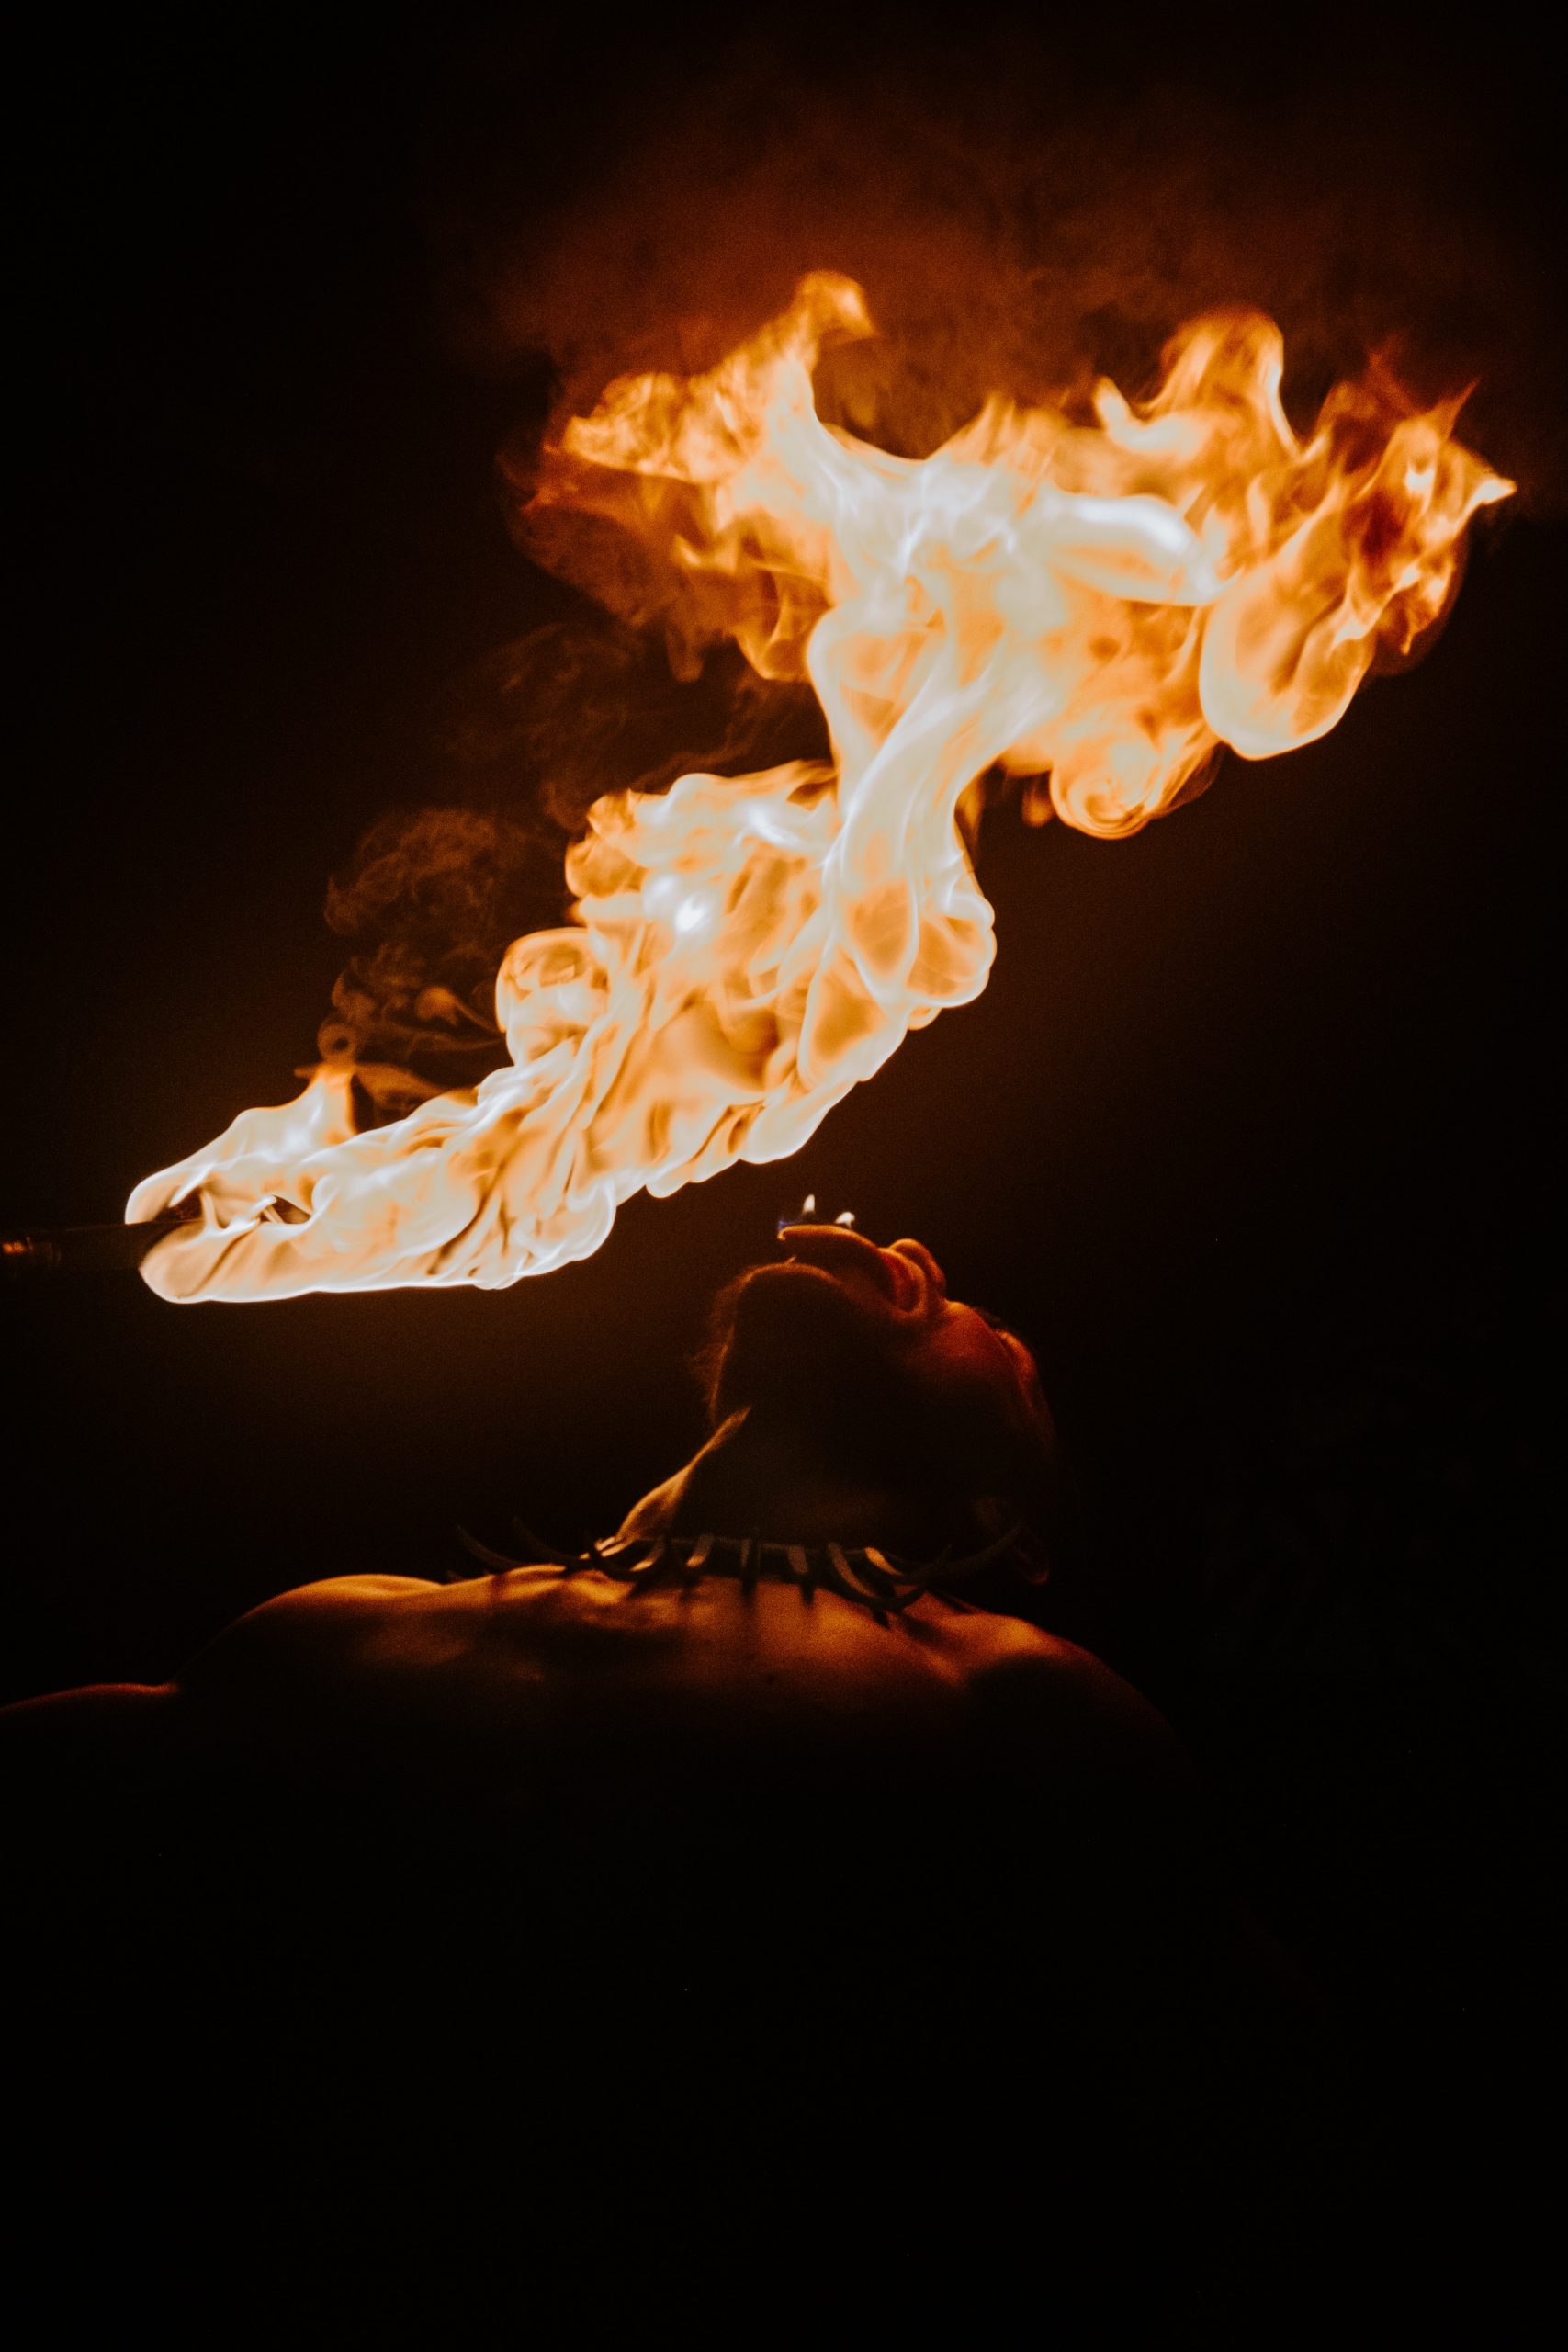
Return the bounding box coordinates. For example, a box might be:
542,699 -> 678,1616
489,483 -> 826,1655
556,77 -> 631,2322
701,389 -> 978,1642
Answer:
6,0 -> 1562,2236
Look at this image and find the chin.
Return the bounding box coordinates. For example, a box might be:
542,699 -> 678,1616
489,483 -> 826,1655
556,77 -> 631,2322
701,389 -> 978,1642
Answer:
714,1258 -> 897,1416
728,1256 -> 872,1336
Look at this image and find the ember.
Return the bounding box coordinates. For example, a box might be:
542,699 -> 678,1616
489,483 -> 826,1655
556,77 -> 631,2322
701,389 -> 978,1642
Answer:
128,276 -> 1508,1302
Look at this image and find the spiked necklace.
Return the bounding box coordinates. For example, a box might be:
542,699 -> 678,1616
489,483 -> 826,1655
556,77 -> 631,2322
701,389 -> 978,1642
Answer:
452,1519 -> 1034,1618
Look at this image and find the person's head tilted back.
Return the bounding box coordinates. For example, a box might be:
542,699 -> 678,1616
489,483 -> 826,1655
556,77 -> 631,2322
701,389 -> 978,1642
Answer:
694,1224 -> 1066,1575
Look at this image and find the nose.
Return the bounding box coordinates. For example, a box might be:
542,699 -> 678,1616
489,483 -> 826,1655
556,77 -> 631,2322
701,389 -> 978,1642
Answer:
887,1238 -> 948,1295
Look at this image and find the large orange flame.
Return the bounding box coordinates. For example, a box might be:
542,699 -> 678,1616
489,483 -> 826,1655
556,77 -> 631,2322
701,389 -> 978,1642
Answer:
129,274 -> 1509,1300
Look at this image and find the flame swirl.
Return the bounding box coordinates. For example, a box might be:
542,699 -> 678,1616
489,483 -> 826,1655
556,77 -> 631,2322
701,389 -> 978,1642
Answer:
130,274 -> 1508,1300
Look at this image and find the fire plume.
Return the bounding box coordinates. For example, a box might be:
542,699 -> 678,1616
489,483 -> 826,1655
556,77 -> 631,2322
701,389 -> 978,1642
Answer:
129,275 -> 1509,1300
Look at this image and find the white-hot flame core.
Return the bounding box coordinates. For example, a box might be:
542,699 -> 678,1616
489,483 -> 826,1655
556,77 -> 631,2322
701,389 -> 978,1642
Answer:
129,274 -> 1509,1301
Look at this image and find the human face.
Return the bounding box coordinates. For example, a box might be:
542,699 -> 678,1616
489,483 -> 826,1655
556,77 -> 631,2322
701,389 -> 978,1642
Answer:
771,1223 -> 1050,1444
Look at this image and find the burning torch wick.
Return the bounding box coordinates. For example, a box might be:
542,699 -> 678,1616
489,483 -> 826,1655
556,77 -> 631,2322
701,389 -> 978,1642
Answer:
0,1204 -> 200,1278
774,1194 -> 856,1238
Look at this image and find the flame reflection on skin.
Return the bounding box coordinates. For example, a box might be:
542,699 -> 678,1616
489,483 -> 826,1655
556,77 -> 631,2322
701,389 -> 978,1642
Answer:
129,275 -> 1510,1302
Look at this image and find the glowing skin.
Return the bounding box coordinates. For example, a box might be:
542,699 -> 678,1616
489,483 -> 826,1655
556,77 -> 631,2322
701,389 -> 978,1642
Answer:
776,1223 -> 1050,1439
2,1233 -> 1108,1817
2,1228 -> 1324,2105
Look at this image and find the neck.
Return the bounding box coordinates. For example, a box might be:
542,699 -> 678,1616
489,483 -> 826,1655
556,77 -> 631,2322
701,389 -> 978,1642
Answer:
617,1409 -> 957,1553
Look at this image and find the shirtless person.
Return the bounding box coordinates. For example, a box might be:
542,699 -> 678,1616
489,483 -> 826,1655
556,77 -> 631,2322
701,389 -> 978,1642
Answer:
5,1223 -> 1172,1861
6,1222 -> 1325,2260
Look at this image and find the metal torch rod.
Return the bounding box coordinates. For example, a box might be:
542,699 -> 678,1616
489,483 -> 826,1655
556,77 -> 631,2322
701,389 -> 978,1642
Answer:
0,1210 -> 197,1277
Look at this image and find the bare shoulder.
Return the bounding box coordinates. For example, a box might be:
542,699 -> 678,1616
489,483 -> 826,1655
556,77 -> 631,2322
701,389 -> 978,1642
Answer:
176,1574 -> 445,1696
945,1610 -> 1198,1792
925,1602 -> 1128,1691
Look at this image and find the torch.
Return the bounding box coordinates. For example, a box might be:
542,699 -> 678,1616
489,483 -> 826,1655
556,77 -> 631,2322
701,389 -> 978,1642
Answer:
1,1208 -> 199,1279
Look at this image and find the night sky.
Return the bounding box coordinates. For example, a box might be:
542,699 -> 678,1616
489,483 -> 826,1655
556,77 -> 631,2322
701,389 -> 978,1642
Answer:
7,2 -> 1562,2229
